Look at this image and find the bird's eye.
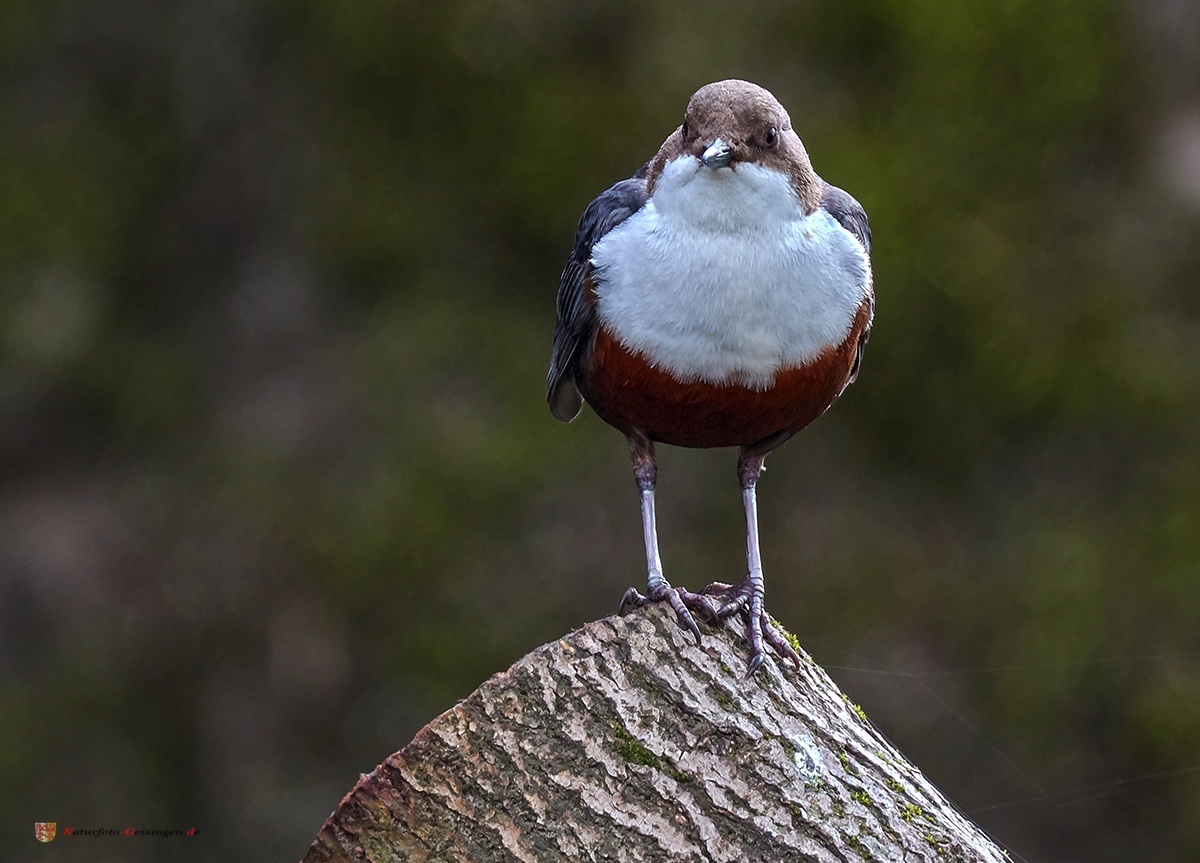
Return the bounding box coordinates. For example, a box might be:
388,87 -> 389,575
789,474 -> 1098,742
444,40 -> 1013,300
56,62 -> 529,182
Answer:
681,120 -> 689,139
764,127 -> 778,147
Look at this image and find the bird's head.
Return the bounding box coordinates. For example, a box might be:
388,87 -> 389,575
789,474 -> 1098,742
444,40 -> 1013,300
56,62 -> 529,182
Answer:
647,79 -> 820,211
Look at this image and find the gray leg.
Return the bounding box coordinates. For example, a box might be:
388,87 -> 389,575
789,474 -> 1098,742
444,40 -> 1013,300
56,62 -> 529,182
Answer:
741,454 -> 768,671
704,451 -> 802,674
618,433 -> 717,643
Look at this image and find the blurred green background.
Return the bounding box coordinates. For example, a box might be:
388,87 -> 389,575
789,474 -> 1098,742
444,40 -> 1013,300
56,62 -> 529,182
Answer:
3,1 -> 1199,860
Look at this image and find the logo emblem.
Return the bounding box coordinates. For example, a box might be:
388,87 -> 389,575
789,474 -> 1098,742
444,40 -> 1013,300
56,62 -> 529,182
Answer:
34,823 -> 57,843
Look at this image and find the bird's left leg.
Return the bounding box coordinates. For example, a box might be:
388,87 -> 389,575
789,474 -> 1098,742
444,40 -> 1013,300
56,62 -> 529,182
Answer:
703,451 -> 802,674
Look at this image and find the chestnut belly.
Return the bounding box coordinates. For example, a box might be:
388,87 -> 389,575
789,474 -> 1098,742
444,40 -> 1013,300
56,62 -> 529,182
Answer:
581,324 -> 860,449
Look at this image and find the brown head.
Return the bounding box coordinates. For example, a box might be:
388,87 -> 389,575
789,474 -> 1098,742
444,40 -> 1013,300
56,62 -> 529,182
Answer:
646,80 -> 822,211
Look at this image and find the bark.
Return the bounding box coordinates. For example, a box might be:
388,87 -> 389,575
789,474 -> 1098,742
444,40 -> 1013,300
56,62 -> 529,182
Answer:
302,606 -> 1010,862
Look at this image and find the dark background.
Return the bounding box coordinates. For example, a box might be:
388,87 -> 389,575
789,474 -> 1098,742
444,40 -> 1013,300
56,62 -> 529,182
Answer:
4,1 -> 1199,861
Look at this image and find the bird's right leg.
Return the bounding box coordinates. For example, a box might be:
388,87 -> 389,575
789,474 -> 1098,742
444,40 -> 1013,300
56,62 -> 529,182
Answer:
618,432 -> 717,643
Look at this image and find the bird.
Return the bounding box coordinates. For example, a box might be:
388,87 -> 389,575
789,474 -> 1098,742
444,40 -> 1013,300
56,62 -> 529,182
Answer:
546,79 -> 873,675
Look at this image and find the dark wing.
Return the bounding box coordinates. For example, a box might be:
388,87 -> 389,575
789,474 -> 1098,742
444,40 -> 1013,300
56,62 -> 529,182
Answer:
820,182 -> 871,254
820,182 -> 874,386
546,171 -> 649,421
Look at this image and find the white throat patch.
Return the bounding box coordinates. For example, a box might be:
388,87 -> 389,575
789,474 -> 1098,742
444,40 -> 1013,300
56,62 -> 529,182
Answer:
591,156 -> 870,389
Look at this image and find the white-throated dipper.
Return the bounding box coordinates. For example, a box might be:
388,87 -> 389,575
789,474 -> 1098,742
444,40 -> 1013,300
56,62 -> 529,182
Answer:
547,79 -> 873,674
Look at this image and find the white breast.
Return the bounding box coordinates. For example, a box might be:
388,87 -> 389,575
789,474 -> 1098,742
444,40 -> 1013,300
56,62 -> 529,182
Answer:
591,156 -> 870,389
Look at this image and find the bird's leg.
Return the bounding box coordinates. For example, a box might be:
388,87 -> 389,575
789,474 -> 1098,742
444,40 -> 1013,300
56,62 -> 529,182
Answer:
618,433 -> 717,643
703,451 -> 802,674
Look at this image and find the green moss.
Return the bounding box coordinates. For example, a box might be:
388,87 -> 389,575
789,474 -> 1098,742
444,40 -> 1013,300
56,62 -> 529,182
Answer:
885,778 -> 905,794
768,615 -> 802,655
612,723 -> 661,769
844,835 -> 868,856
612,723 -> 692,783
851,789 -> 872,806
901,803 -> 925,823
840,693 -> 869,722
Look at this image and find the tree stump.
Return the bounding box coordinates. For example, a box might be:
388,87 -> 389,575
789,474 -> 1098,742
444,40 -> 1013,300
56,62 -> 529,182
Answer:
302,606 -> 1009,862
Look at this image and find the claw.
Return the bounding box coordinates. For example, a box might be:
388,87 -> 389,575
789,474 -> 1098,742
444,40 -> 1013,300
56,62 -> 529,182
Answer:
716,595 -> 749,618
625,573 -> 800,672
703,580 -> 752,619
705,576 -> 802,674
677,586 -> 721,624
763,616 -> 803,670
619,586 -> 645,615
619,581 -> 715,645
672,599 -> 703,645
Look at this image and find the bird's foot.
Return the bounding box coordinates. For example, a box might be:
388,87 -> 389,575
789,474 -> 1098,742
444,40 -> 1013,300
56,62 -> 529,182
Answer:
702,578 -> 802,675
620,580 -> 719,645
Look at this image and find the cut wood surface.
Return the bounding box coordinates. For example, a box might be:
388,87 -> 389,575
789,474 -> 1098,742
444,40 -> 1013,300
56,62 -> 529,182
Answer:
303,606 -> 1010,862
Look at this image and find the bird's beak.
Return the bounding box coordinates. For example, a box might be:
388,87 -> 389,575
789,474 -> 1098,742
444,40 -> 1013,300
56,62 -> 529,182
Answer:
700,138 -> 732,169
